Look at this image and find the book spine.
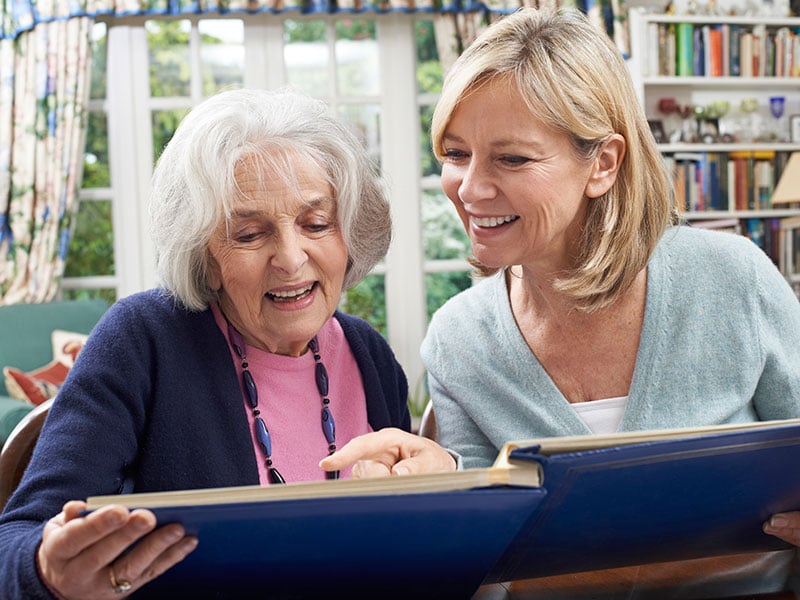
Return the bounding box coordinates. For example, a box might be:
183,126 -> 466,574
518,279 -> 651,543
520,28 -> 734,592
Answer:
740,32 -> 753,78
676,23 -> 694,77
729,24 -> 741,76
721,24 -> 730,76
708,26 -> 723,77
693,24 -> 705,76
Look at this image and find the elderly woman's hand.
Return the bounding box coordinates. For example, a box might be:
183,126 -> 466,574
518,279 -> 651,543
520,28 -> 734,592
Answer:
37,500 -> 198,599
763,511 -> 800,546
319,427 -> 457,478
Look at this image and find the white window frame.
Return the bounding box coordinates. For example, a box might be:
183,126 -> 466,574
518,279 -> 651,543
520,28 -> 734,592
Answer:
96,13 -> 433,390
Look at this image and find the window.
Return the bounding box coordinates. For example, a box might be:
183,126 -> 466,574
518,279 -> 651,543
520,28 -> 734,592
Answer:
69,13 -> 472,401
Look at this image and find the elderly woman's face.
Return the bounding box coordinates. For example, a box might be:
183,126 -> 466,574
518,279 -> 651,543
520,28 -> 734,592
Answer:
208,154 -> 348,357
439,78 -> 598,274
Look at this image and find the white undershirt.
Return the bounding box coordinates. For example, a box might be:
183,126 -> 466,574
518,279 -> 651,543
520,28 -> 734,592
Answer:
571,396 -> 629,434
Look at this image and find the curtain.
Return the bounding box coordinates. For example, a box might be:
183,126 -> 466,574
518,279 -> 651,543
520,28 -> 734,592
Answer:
0,17 -> 93,304
0,0 -> 628,304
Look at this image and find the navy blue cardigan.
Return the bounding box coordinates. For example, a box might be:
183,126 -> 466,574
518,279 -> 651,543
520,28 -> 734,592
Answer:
0,289 -> 409,599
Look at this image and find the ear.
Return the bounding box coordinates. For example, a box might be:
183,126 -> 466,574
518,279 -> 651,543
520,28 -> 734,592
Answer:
584,134 -> 626,199
207,251 -> 222,292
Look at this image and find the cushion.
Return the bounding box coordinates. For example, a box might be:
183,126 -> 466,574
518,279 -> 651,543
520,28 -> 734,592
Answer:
3,330 -> 89,405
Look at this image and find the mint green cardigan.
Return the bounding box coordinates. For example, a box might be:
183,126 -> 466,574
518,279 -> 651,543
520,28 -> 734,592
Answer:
422,226 -> 800,470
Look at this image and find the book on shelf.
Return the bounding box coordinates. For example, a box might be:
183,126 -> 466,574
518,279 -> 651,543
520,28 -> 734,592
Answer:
655,20 -> 799,78
85,418 -> 800,597
675,22 -> 694,76
772,152 -> 800,205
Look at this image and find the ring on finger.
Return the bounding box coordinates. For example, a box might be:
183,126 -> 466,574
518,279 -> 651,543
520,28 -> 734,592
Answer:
109,566 -> 133,594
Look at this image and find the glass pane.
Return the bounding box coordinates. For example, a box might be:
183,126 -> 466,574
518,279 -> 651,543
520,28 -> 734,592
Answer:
89,23 -> 107,100
341,273 -> 386,337
338,104 -> 381,169
422,189 -> 469,261
65,200 -> 115,277
198,19 -> 244,96
284,19 -> 329,96
63,288 -> 118,304
415,20 -> 441,95
425,272 -> 472,321
83,111 -> 110,188
152,109 -> 190,162
335,20 -> 378,97
420,104 -> 439,177
147,20 -> 191,97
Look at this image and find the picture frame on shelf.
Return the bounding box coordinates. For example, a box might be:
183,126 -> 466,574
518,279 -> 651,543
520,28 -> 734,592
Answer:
648,120 -> 667,144
792,115 -> 800,144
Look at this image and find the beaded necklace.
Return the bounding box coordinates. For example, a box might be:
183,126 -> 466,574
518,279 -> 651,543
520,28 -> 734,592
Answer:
227,323 -> 339,484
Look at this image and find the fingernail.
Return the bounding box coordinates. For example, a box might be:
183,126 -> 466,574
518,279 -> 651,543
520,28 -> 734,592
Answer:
394,465 -> 410,476
770,516 -> 789,528
769,515 -> 789,529
182,538 -> 198,552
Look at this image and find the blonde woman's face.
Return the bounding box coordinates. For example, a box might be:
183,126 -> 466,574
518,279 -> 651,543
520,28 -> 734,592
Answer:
208,155 -> 348,357
439,79 -> 596,273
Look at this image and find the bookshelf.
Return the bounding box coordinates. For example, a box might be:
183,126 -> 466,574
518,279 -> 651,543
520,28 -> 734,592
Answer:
627,9 -> 800,292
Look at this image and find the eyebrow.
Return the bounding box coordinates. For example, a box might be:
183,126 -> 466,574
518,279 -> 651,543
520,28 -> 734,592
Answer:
442,131 -> 546,152
228,197 -> 336,220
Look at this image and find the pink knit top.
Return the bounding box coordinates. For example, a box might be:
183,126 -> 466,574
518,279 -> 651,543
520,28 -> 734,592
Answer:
212,304 -> 371,483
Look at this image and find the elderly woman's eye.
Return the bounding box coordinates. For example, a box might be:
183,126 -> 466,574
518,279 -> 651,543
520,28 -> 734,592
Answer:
306,222 -> 332,233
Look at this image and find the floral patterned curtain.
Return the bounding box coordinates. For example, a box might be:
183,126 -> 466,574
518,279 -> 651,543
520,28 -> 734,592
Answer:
0,0 -> 628,305
0,18 -> 92,304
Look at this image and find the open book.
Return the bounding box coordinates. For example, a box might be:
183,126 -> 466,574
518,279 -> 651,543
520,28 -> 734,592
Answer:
86,418 -> 800,598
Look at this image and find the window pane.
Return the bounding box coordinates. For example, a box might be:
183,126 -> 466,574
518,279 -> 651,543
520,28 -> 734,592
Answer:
341,273 -> 386,337
63,288 -> 118,304
338,103 -> 381,169
422,189 -> 469,261
83,111 -> 110,188
65,200 -> 115,277
285,19 -> 329,96
415,20 -> 441,95
335,20 -> 378,97
152,109 -> 189,162
89,23 -> 107,100
420,104 -> 440,177
147,20 -> 191,97
199,19 -> 244,95
425,272 -> 472,321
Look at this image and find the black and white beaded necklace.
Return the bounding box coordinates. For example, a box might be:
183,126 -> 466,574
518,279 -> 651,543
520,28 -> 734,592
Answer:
227,323 -> 339,484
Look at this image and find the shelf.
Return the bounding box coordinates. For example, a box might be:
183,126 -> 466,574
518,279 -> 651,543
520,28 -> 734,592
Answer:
681,209 -> 800,219
658,143 -> 800,152
637,14 -> 800,27
643,77 -> 800,88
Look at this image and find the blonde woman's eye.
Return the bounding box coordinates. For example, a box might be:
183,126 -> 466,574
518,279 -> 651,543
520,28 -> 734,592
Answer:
501,155 -> 531,165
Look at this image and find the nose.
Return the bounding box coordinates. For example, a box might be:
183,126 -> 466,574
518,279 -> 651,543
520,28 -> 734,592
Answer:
457,159 -> 496,205
270,230 -> 308,275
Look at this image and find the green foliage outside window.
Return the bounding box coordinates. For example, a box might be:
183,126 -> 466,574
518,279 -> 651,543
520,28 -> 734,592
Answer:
70,18 -> 471,347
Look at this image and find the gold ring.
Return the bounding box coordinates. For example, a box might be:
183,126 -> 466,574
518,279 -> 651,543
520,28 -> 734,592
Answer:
109,566 -> 133,594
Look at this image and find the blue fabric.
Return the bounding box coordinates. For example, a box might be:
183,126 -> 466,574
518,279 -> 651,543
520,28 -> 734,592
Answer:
1,0 -> 510,40
0,288 -> 409,599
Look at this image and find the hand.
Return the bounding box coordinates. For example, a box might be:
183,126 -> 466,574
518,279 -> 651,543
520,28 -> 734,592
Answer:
319,427 -> 457,478
763,511 -> 800,546
38,500 -> 198,599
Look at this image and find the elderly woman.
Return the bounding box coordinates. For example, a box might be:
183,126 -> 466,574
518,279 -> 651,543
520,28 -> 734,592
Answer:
0,88 -> 445,599
418,7 -> 800,596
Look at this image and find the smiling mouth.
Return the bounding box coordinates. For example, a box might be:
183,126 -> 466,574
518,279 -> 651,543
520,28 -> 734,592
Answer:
472,215 -> 519,228
267,283 -> 316,303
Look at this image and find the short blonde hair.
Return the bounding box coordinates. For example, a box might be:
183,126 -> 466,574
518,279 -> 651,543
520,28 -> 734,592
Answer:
150,88 -> 391,311
432,7 -> 674,311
